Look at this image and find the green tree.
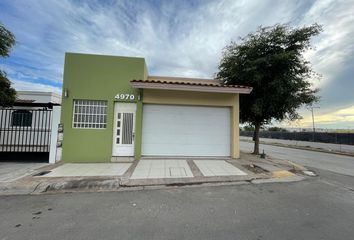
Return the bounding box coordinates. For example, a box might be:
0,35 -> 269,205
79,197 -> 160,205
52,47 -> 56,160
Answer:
0,23 -> 16,107
217,24 -> 321,154
243,125 -> 255,132
0,71 -> 16,106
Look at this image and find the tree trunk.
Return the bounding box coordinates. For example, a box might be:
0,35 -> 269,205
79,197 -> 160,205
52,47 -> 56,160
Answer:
253,124 -> 261,155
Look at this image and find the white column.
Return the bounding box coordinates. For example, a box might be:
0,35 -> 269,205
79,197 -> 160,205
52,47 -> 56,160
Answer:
49,105 -> 61,163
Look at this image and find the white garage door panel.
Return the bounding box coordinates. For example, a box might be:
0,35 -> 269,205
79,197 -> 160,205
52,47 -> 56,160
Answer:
142,104 -> 230,156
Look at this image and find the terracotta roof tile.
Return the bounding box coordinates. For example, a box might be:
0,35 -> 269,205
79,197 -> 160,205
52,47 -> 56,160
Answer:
131,79 -> 251,89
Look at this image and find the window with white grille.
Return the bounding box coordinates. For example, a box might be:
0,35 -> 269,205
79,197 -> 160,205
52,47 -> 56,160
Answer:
72,100 -> 107,129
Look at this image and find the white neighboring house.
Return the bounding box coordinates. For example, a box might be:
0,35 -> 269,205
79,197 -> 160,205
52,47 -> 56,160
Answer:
16,91 -> 61,105
0,91 -> 61,163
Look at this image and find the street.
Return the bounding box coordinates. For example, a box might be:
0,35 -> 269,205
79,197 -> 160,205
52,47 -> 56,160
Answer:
240,136 -> 354,155
1,144 -> 354,240
240,141 -> 354,176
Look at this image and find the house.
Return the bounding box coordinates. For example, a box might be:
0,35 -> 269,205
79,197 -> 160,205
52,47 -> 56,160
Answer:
15,91 -> 61,106
0,91 -> 61,163
60,53 -> 252,163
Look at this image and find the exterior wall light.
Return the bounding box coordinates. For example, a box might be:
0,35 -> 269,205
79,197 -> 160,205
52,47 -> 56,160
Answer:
64,88 -> 69,98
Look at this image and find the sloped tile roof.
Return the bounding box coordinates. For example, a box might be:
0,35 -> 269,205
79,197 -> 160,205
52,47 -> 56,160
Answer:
131,79 -> 252,89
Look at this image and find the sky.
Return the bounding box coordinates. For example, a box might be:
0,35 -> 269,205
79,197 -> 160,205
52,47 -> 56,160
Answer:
0,0 -> 354,129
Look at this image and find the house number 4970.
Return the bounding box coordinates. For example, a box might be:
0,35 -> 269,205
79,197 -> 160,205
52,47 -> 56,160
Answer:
115,93 -> 135,100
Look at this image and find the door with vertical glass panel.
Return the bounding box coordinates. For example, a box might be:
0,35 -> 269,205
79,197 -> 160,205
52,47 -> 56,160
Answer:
112,103 -> 136,156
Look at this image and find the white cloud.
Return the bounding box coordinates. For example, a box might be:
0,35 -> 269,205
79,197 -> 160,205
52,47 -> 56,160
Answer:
302,0 -> 354,88
1,0 -> 354,128
1,0 -> 311,80
11,79 -> 61,95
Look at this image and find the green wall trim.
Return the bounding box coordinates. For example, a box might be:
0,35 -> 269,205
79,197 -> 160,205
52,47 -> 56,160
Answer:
134,96 -> 143,160
61,53 -> 146,163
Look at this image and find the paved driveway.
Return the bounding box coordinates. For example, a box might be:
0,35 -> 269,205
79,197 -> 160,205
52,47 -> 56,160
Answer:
42,160 -> 248,179
130,159 -> 247,179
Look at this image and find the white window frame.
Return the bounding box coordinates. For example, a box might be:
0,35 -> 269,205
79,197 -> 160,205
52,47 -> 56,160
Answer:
72,99 -> 107,129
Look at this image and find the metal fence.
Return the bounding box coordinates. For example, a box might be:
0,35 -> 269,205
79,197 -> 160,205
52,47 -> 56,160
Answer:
0,108 -> 53,152
240,131 -> 354,146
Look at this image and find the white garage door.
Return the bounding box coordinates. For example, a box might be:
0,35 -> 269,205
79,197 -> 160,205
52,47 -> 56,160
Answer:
142,104 -> 230,156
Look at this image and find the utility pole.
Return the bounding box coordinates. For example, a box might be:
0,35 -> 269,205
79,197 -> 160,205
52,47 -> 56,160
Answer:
308,106 -> 320,142
311,107 -> 315,133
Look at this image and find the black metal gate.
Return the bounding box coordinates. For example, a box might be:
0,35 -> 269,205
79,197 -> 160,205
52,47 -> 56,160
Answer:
0,108 -> 53,152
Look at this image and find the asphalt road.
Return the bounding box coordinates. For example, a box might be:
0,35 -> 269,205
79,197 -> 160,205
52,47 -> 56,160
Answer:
0,168 -> 353,240
240,136 -> 354,154
1,145 -> 354,240
240,141 -> 354,176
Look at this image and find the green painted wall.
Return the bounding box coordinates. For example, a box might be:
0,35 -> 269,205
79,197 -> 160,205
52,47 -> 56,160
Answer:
134,62 -> 149,159
61,53 -> 147,162
134,91 -> 143,160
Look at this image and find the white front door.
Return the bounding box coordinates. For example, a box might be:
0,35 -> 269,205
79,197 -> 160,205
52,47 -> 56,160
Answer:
112,103 -> 136,156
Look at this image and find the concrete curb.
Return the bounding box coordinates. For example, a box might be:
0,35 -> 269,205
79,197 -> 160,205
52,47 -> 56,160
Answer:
271,170 -> 296,178
1,172 -> 307,195
37,170 -> 305,194
119,174 -> 264,188
285,160 -> 308,171
35,179 -> 120,194
251,175 -> 305,184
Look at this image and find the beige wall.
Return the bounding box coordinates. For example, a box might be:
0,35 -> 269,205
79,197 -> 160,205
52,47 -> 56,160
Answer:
143,89 -> 240,158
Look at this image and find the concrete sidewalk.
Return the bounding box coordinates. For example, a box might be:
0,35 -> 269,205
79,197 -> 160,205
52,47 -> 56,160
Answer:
0,162 -> 48,183
0,152 -> 308,196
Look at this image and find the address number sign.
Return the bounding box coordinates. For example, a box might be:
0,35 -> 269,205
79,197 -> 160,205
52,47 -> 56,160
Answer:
115,93 -> 135,101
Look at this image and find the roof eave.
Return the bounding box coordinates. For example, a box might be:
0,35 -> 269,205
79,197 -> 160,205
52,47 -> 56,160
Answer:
131,82 -> 252,94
